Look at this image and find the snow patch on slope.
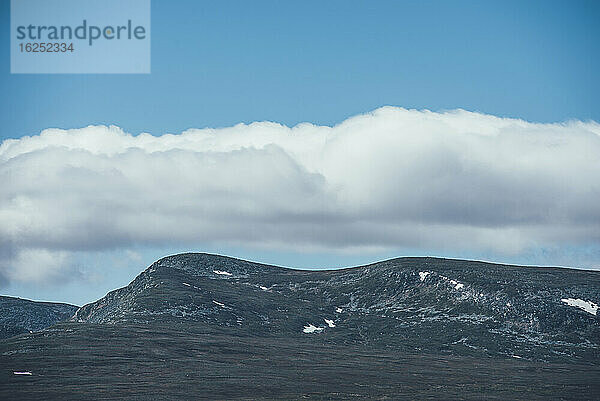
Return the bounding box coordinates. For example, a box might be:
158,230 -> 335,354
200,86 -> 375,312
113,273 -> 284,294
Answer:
561,298 -> 598,316
448,278 -> 464,290
303,324 -> 324,333
212,300 -> 226,308
419,271 -> 431,281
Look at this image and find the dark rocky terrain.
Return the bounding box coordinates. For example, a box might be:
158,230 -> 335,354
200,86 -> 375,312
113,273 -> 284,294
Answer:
0,296 -> 78,339
1,253 -> 599,400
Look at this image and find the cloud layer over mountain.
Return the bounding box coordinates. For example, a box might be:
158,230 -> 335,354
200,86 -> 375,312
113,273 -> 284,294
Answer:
1,107 -> 599,284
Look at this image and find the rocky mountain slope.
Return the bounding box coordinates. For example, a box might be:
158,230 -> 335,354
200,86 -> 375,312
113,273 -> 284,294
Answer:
0,296 -> 78,339
73,253 -> 600,363
2,253 -> 599,400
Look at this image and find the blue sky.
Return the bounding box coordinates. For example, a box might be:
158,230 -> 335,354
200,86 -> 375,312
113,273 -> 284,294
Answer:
1,0 -> 599,305
1,0 -> 599,140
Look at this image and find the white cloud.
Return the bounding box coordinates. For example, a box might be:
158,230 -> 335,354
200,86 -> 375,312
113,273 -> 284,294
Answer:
1,107 -> 599,283
1,248 -> 76,284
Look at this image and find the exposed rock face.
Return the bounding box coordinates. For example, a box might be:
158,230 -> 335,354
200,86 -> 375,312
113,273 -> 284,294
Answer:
73,253 -> 600,363
3,253 -> 599,400
0,296 -> 78,339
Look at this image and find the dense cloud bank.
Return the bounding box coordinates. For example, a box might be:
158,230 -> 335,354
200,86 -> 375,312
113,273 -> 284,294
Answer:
1,107 -> 599,283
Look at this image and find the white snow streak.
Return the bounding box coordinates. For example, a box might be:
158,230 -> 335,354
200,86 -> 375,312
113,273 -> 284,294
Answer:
449,279 -> 464,290
561,298 -> 598,315
303,324 -> 324,333
213,270 -> 232,276
419,271 -> 431,281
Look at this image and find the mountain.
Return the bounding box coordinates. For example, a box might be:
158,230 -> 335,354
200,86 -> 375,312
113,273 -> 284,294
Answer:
0,295 -> 78,339
73,253 -> 600,362
1,253 -> 599,400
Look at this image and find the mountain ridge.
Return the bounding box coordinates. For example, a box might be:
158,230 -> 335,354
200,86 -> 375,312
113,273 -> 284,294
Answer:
2,252 -> 599,400
0,295 -> 78,339
71,253 -> 600,363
